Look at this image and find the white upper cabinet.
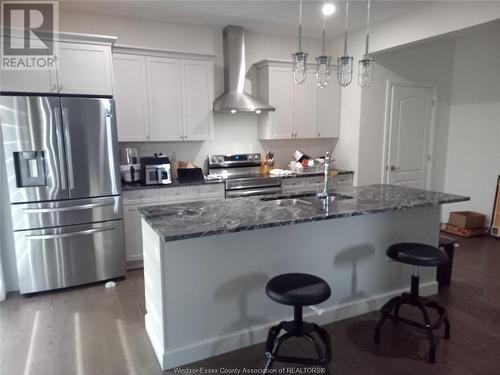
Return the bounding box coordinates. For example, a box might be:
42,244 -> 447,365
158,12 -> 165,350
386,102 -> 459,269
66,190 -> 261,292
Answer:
264,66 -> 295,139
256,59 -> 341,140
317,81 -> 341,138
146,57 -> 184,141
112,48 -> 215,142
294,70 -> 319,138
182,60 -> 214,140
113,54 -> 149,142
0,62 -> 56,93
0,33 -> 115,95
57,42 -> 114,95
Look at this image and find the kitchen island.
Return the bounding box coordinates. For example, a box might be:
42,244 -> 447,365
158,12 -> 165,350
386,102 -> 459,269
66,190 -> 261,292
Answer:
140,184 -> 468,369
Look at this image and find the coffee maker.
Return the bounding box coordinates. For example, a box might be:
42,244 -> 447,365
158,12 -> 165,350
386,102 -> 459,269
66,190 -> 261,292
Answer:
119,147 -> 141,183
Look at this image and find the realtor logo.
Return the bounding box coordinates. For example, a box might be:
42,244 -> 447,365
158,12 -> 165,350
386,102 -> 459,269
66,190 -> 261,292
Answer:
1,1 -> 59,70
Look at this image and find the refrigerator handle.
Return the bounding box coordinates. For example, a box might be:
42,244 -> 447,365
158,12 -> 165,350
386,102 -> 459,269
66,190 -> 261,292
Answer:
54,107 -> 67,190
24,225 -> 114,240
62,107 -> 75,190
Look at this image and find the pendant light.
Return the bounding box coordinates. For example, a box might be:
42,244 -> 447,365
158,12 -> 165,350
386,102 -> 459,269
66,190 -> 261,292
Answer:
358,0 -> 375,88
315,2 -> 332,88
337,0 -> 353,87
292,0 -> 308,85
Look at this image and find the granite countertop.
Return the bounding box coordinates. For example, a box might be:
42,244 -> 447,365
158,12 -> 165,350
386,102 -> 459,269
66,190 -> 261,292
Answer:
140,184 -> 469,242
121,169 -> 354,191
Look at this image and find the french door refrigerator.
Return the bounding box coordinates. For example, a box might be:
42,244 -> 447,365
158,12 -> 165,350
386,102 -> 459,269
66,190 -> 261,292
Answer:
0,95 -> 125,294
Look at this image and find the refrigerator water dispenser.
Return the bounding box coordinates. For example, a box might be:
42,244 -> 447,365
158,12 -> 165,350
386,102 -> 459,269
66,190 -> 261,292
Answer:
14,151 -> 47,187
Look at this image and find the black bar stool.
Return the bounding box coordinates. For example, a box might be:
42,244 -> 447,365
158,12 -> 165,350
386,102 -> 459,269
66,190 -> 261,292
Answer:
374,243 -> 450,363
264,273 -> 332,372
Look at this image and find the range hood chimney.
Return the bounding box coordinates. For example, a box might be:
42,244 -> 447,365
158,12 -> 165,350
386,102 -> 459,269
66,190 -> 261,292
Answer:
213,25 -> 275,113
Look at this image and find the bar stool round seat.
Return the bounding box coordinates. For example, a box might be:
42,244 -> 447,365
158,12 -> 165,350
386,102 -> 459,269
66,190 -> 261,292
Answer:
387,242 -> 449,267
266,273 -> 331,306
375,242 -> 451,364
263,273 -> 332,372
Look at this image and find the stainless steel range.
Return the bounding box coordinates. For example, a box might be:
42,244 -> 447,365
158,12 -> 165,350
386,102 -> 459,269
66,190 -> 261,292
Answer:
207,153 -> 282,198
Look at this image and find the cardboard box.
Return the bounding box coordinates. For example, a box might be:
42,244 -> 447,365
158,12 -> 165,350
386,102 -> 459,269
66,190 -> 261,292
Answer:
440,223 -> 487,238
448,211 -> 486,229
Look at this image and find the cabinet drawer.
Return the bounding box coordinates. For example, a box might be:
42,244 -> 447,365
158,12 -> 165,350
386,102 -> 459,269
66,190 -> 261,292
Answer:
160,186 -> 196,201
332,174 -> 353,188
197,183 -> 225,199
123,189 -> 163,206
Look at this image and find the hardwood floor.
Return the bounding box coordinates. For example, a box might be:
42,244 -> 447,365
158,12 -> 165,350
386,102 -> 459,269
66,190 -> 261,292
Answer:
1,235 -> 499,374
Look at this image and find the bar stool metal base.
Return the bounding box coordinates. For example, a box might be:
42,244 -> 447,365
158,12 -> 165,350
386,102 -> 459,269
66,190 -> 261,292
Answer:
264,307 -> 331,372
374,275 -> 450,363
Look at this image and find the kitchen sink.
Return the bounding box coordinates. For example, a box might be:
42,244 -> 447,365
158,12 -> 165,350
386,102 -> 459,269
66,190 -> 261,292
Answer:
261,192 -> 353,202
272,198 -> 312,207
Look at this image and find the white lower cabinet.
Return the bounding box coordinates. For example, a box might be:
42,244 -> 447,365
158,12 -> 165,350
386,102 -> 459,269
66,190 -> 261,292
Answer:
123,204 -> 145,263
122,183 -> 224,265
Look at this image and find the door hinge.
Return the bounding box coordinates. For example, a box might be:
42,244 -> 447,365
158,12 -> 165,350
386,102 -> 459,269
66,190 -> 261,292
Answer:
427,154 -> 432,162
431,99 -> 436,106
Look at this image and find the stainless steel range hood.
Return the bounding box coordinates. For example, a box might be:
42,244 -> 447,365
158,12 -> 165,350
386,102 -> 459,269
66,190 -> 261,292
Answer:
213,25 -> 275,113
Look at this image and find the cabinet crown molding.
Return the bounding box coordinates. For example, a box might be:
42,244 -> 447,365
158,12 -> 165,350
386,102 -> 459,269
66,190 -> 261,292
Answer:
113,45 -> 216,61
1,31 -> 117,46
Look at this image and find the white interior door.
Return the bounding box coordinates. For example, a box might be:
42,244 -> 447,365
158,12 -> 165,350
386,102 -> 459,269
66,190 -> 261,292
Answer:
386,84 -> 434,188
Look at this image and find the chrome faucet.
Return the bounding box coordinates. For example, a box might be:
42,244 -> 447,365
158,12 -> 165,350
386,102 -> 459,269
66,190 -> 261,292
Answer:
317,152 -> 330,199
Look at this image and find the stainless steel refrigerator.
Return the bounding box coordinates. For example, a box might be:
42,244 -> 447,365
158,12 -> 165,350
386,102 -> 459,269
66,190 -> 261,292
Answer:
0,95 -> 125,294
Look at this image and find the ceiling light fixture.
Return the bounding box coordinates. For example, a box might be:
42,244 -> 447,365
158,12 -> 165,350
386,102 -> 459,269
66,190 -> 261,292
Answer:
322,3 -> 336,16
316,1 -> 332,88
358,0 -> 375,88
291,0 -> 308,85
337,0 -> 354,87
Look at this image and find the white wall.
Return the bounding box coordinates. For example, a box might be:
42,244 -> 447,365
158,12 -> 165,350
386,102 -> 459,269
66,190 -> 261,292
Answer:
357,38 -> 456,190
329,2 -> 500,183
60,10 -> 338,169
123,113 -> 337,170
442,24 -> 500,222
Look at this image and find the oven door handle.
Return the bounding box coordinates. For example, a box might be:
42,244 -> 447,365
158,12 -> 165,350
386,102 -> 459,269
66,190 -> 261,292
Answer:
226,187 -> 282,198
226,181 -> 282,190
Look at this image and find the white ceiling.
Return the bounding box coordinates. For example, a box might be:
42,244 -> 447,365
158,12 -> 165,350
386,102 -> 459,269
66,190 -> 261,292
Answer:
61,1 -> 434,38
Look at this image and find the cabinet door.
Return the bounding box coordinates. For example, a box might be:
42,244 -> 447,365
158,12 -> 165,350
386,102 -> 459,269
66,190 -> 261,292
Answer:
182,60 -> 214,140
113,54 -> 149,141
0,52 -> 55,93
57,42 -> 113,95
123,205 -> 143,263
294,70 -> 318,138
146,57 -> 184,141
268,67 -> 295,139
317,83 -> 341,138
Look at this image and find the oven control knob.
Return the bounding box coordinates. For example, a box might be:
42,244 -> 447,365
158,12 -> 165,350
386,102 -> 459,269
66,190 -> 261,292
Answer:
210,156 -> 217,164
248,155 -> 253,160
217,156 -> 224,163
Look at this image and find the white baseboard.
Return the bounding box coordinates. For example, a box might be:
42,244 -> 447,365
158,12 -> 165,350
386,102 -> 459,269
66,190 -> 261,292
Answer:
153,281 -> 438,369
